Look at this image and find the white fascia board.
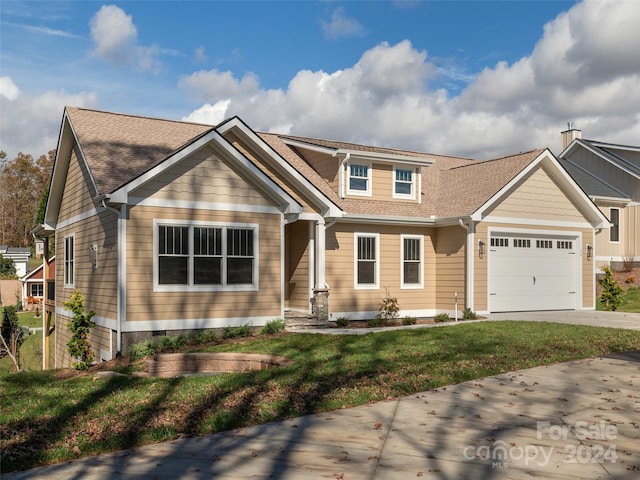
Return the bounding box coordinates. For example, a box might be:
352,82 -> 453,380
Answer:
217,118 -> 342,218
334,149 -> 434,167
280,138 -> 337,156
591,196 -> 630,205
340,213 -> 436,226
471,149 -> 609,229
109,128 -> 303,215
45,111 -> 100,227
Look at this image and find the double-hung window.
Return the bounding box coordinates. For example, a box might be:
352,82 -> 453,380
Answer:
156,221 -> 258,291
394,167 -> 415,199
355,233 -> 379,289
401,235 -> 423,288
347,163 -> 371,195
609,208 -> 620,243
64,235 -> 75,287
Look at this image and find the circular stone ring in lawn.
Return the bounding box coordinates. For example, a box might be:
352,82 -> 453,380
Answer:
145,352 -> 293,378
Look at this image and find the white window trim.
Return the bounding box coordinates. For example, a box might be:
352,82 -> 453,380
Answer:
400,234 -> 423,289
63,234 -> 75,288
609,207 -> 620,244
346,162 -> 372,197
153,219 -> 259,293
354,233 -> 379,290
393,166 -> 416,200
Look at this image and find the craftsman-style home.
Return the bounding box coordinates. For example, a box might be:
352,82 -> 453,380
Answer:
38,108 -> 608,367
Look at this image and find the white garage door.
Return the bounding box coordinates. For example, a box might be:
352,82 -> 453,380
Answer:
489,234 -> 578,312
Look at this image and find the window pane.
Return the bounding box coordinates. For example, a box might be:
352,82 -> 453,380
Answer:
395,182 -> 412,195
404,262 -> 420,284
349,177 -> 367,191
194,257 -> 221,284
159,256 -> 188,284
358,236 -> 375,260
610,209 -> 619,242
396,169 -> 412,182
404,238 -> 420,261
160,226 -> 188,255
357,261 -> 375,284
194,227 -> 221,256
227,228 -> 253,256
350,164 -> 368,177
227,258 -> 253,284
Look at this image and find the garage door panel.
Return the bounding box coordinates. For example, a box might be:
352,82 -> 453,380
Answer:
489,234 -> 577,312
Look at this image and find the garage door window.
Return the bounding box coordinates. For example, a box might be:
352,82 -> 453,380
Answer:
536,240 -> 553,249
514,239 -> 531,248
557,241 -> 573,249
491,237 -> 509,247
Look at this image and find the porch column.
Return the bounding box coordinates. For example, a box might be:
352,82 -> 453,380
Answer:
312,219 -> 329,321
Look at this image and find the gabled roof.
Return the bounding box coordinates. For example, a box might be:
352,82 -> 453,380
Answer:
561,138 -> 640,181
558,157 -> 630,201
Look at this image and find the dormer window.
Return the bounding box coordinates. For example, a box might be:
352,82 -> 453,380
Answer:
394,167 -> 415,199
347,163 -> 371,196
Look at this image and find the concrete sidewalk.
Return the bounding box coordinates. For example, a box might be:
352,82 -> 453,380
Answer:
5,353 -> 640,479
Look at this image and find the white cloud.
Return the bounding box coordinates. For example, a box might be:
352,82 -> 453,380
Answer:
321,7 -> 365,39
194,46 -> 207,64
183,0 -> 640,159
0,77 -> 97,159
89,5 -> 160,72
0,76 -> 21,100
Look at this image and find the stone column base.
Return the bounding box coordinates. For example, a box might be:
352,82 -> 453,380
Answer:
312,288 -> 330,321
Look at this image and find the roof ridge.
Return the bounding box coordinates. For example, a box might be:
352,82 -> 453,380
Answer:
67,106 -> 217,129
447,148 -> 544,171
276,133 -> 476,162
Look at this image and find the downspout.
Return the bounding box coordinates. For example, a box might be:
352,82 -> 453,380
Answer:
101,199 -> 124,355
336,152 -> 350,199
458,219 -> 475,312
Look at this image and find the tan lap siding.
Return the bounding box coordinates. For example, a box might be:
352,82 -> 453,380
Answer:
486,166 -> 586,222
285,221 -> 311,311
126,206 -> 282,322
55,318 -> 112,368
434,226 -> 466,312
58,146 -> 97,223
325,223 -> 436,315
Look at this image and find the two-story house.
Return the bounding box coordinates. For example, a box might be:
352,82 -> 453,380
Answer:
38,107 -> 608,368
559,126 -> 640,271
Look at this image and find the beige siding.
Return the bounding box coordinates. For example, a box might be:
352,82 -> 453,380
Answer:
285,221 -> 311,311
226,133 -> 319,214
325,223 -> 436,316
345,163 -> 419,202
486,166 -> 585,222
58,146 -> 97,223
434,226 -> 466,311
125,206 -> 282,322
474,224 -> 489,312
595,203 -> 640,264
55,318 -> 112,368
55,211 -> 118,320
301,150 -> 339,191
131,145 -> 273,207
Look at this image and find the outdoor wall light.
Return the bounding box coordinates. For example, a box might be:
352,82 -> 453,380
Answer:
478,239 -> 485,257
586,243 -> 593,260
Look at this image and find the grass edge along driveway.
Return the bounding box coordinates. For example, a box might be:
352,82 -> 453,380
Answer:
2,320 -> 640,473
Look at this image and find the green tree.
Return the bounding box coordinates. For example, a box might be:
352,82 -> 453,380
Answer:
0,254 -> 17,279
64,291 -> 96,370
599,267 -> 623,311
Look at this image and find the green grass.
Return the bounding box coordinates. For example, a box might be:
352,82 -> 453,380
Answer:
0,309 -> 54,374
2,321 -> 640,472
597,286 -> 640,312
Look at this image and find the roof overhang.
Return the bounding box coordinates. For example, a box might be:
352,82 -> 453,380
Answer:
471,149 -> 610,230
108,126 -> 303,216
217,117 -> 343,218
333,149 -> 434,167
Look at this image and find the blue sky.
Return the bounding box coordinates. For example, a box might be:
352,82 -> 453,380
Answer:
1,0 -> 639,161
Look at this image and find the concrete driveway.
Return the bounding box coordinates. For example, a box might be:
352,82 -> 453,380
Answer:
485,310 -> 640,330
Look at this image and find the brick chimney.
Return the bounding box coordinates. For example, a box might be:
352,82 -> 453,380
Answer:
561,122 -> 582,150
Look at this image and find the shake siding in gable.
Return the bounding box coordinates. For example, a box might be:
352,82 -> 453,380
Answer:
131,145 -> 273,206
125,206 -> 282,322
485,166 -> 585,222
325,223 -> 436,316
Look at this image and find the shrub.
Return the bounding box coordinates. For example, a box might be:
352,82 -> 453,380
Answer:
188,329 -> 218,345
64,291 -> 96,370
1,305 -> 24,371
462,308 -> 479,320
402,316 -> 417,325
260,318 -> 286,335
127,340 -> 157,360
374,287 -> 400,326
433,313 -> 451,323
335,317 -> 351,328
599,267 -> 623,311
367,317 -> 386,328
222,323 -> 253,339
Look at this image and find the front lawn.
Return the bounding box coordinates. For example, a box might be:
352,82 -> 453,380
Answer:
2,321 -> 640,472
